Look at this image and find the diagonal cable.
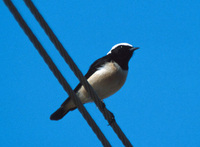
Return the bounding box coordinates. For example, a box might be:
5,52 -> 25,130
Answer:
3,0 -> 111,146
23,0 -> 133,146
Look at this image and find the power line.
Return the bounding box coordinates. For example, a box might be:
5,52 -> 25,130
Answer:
3,0 -> 111,146
23,1 -> 133,146
4,0 -> 133,146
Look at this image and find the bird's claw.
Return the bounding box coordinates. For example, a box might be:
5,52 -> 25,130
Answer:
101,101 -> 115,126
107,111 -> 115,126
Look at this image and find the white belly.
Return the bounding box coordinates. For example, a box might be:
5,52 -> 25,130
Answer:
77,62 -> 128,103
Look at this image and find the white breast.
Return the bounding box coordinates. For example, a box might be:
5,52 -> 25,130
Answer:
77,62 -> 128,103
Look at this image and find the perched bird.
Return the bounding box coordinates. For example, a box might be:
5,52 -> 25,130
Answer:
50,43 -> 139,120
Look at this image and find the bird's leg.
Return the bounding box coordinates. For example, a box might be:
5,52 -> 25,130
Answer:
107,110 -> 115,126
101,100 -> 115,125
101,100 -> 106,108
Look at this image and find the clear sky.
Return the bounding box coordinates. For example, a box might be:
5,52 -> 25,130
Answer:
0,0 -> 200,147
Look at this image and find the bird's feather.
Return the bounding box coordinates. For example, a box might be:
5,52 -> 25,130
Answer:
61,55 -> 112,106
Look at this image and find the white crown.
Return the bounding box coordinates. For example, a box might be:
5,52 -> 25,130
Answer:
107,43 -> 133,55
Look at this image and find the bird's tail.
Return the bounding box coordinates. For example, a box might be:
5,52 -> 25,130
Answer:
50,98 -> 77,120
50,107 -> 69,120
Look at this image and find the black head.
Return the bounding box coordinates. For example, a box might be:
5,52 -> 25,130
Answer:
107,43 -> 139,70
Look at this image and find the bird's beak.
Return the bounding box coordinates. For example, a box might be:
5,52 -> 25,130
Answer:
130,47 -> 140,51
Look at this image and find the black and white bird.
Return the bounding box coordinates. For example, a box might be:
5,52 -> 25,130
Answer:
50,43 -> 139,120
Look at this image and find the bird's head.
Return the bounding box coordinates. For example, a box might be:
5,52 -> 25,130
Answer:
107,43 -> 139,67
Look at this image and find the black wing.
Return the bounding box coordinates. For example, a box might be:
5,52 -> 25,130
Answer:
61,55 -> 112,106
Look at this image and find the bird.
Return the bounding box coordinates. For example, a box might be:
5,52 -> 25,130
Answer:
50,43 -> 139,120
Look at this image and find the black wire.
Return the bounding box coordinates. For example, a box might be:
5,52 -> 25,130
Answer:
3,0 -> 111,146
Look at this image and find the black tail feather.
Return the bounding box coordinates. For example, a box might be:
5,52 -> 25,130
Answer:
50,107 -> 68,120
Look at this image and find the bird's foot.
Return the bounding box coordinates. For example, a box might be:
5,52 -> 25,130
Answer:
107,110 -> 115,126
100,101 -> 115,125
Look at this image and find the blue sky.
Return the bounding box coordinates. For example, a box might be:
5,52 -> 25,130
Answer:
0,0 -> 200,147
